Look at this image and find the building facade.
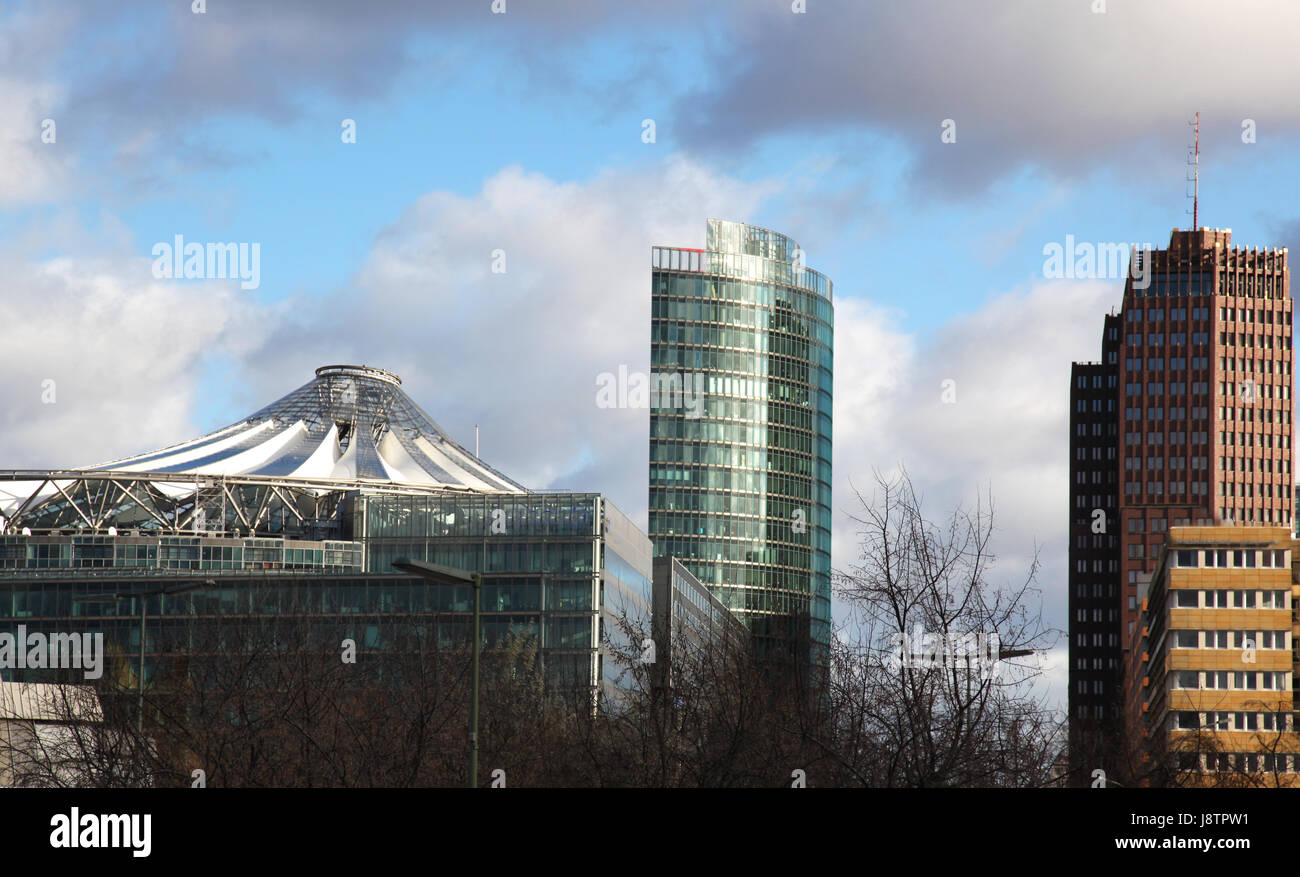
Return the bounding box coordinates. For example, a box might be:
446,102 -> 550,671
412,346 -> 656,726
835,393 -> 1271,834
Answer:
1133,526 -> 1297,785
1068,227 -> 1294,777
650,556 -> 748,691
649,220 -> 833,671
1068,315 -> 1122,735
0,682 -> 104,787
0,365 -> 722,710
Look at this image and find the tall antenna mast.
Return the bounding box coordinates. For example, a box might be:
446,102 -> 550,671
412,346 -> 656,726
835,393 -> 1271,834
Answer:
1187,111 -> 1200,229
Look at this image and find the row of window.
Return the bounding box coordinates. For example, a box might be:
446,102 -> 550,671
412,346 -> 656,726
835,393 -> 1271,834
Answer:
1075,582 -> 1118,598
1125,330 -> 1294,349
651,419 -> 817,456
1075,704 -> 1116,719
1171,670 -> 1289,691
364,495 -> 598,539
1178,752 -> 1299,774
1122,357 -> 1294,378
1123,456 -> 1212,471
649,464 -> 823,502
1169,629 -> 1289,649
1172,550 -> 1289,570
1119,430 -> 1212,445
1074,559 -> 1120,573
1075,373 -> 1119,389
1219,332 -> 1291,349
1217,456 -> 1292,473
1173,711 -> 1291,732
651,273 -> 832,324
1125,381 -> 1213,396
1216,381 -> 1290,399
1207,508 -> 1291,523
1122,406 -> 1212,420
1125,306 -> 1221,322
1072,494 -> 1116,512
651,313 -> 829,352
1122,482 -> 1211,496
1075,632 -> 1120,648
1169,588 -> 1289,609
1221,432 -> 1291,448
1129,276 -> 1214,298
650,513 -> 818,545
651,535 -> 813,568
652,556 -> 821,594
1220,357 -> 1290,375
2,542 -> 362,572
1126,332 -> 1212,346
1127,481 -> 1294,499
0,579 -> 598,619
1215,407 -> 1292,424
1123,356 -> 1211,371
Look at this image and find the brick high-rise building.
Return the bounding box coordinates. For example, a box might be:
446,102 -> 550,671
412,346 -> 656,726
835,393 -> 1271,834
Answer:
1069,227 -> 1293,781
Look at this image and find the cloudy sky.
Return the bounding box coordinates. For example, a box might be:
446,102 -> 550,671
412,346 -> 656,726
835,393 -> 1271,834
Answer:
6,0 -> 1300,713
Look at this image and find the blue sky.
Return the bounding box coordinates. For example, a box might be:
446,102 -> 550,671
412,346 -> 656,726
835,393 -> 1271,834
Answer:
7,0 -> 1300,712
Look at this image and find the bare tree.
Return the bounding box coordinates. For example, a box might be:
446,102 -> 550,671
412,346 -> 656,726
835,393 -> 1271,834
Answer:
831,468 -> 1061,787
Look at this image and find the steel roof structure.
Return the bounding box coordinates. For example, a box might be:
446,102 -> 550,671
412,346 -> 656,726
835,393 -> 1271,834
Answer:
0,365 -> 525,536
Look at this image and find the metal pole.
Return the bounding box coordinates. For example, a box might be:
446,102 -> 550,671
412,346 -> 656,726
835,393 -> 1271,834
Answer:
137,597 -> 146,736
470,572 -> 480,789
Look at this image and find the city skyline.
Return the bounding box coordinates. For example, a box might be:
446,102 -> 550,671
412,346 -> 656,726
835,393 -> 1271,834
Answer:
10,0 -> 1300,726
1068,226 -> 1295,778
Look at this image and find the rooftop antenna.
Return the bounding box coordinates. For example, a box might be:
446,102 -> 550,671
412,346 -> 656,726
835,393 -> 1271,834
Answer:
475,424 -> 479,458
1186,111 -> 1199,230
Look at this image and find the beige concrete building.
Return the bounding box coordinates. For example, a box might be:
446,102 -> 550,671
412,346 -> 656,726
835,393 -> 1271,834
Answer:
1134,526 -> 1297,785
0,681 -> 103,787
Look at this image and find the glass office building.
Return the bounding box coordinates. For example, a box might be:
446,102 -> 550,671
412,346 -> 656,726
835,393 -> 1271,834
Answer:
0,365 -> 668,708
649,220 -> 834,670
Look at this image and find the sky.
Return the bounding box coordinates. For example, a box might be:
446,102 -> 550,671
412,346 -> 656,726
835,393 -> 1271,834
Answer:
6,0 -> 1300,715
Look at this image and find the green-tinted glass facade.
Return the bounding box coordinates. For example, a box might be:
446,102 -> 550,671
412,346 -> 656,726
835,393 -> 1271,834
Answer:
0,492 -> 657,709
649,220 -> 833,668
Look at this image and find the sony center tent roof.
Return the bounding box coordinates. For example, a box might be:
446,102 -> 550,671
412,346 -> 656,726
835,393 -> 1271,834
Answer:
0,365 -> 525,524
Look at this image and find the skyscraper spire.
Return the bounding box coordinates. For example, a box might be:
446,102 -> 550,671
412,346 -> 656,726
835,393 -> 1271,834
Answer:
1189,111 -> 1200,230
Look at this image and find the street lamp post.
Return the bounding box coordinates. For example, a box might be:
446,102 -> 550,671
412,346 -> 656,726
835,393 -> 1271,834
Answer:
392,558 -> 482,788
76,579 -> 214,735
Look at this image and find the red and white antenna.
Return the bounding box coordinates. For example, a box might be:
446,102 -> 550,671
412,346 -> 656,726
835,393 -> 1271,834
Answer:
1187,111 -> 1200,229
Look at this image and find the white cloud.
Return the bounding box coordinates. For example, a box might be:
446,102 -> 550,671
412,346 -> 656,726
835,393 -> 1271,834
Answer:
0,75 -> 68,206
0,250 -> 271,468
241,157 -> 776,515
681,0 -> 1300,193
831,279 -> 1117,717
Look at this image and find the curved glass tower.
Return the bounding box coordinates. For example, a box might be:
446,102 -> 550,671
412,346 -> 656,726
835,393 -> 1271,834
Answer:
648,219 -> 833,672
